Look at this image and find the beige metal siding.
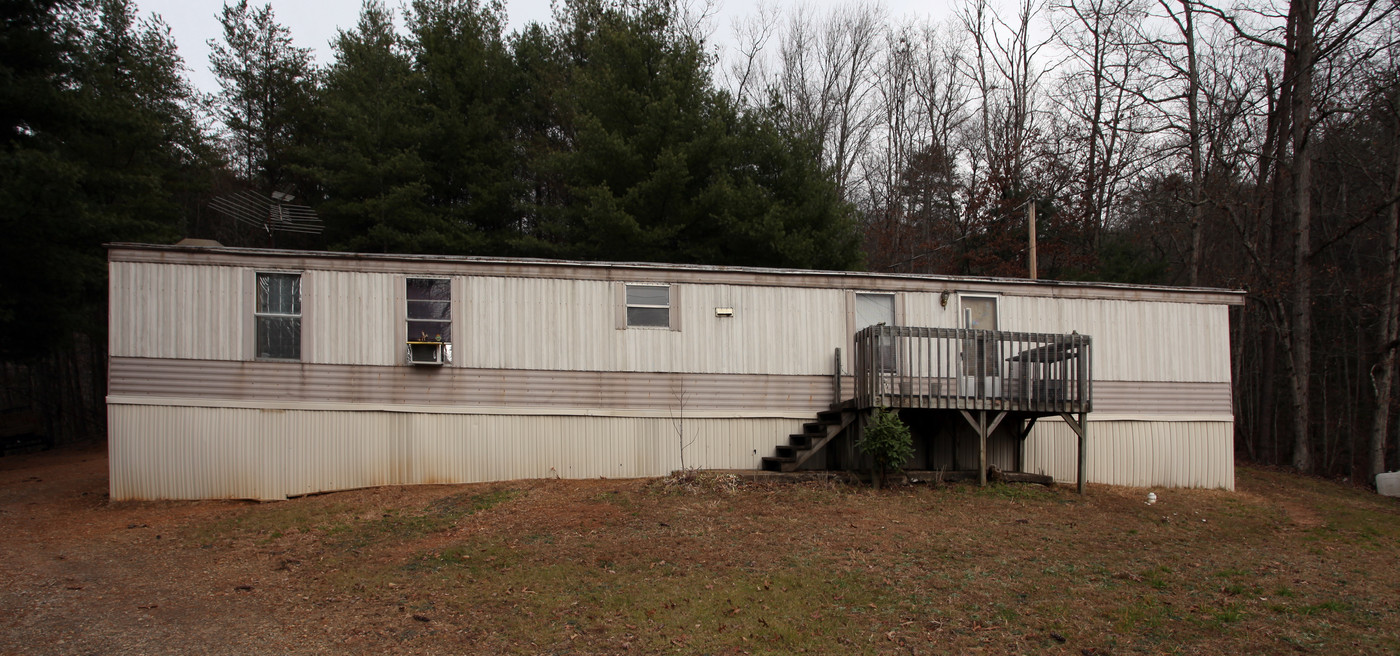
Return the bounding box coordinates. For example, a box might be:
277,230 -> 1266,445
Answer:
108,404 -> 799,500
303,270 -> 397,365
903,294 -> 961,330
108,357 -> 837,415
1021,419 -> 1234,489
998,297 -> 1231,383
109,261 -> 246,360
460,276 -> 847,375
110,261 -> 1231,386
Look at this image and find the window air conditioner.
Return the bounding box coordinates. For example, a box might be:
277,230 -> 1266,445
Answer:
407,342 -> 445,366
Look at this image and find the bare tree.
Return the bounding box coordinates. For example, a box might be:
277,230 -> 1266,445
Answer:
1370,43 -> 1400,480
1199,0 -> 1394,473
670,386 -> 700,470
960,0 -> 1051,191
865,18 -> 975,273
1052,0 -> 1152,251
774,1 -> 885,196
723,0 -> 780,106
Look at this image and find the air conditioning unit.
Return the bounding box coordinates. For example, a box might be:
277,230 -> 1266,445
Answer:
407,342 -> 446,366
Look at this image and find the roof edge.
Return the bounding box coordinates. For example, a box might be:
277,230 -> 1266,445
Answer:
105,242 -> 1247,305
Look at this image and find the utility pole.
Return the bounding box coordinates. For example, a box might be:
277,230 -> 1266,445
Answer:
1028,200 -> 1037,279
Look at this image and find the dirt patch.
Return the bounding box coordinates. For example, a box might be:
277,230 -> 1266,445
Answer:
3,447 -> 1399,655
1236,468 -> 1329,529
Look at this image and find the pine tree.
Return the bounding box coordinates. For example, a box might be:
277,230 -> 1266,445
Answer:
0,0 -> 211,355
540,0 -> 861,269
209,0 -> 314,193
406,0 -> 523,254
305,1 -> 441,253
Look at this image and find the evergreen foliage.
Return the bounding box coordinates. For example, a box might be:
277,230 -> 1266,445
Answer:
209,0 -> 314,192
0,0 -> 211,357
301,1 -> 437,253
537,0 -> 860,269
294,0 -> 863,268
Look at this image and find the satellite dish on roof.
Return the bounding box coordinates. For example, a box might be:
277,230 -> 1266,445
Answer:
209,190 -> 323,244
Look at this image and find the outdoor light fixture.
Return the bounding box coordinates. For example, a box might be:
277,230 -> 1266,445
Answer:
940,290 -> 951,307
715,307 -> 734,317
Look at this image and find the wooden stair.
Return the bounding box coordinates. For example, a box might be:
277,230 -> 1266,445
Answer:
761,406 -> 859,472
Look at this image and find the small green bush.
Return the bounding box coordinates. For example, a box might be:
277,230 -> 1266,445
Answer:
857,408 -> 913,489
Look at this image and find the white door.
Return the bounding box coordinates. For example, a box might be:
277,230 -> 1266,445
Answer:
960,296 -> 1001,396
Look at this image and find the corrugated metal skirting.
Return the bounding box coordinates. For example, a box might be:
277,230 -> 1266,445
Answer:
1021,420 -> 1234,490
108,405 -> 799,500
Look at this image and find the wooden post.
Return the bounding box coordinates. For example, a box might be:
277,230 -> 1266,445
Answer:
978,410 -> 987,486
1028,200 -> 1037,280
1077,412 -> 1087,495
1016,420 -> 1024,473
833,347 -> 842,406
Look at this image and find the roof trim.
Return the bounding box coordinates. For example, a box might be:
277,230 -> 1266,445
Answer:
106,242 -> 1247,306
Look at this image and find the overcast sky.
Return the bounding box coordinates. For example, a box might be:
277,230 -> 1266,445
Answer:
137,0 -> 955,95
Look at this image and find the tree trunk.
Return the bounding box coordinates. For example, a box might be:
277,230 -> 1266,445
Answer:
1183,0 -> 1204,286
1370,102 -> 1400,480
1289,0 -> 1317,474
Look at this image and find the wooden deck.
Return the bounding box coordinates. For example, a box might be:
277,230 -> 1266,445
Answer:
843,325 -> 1092,492
851,325 -> 1091,416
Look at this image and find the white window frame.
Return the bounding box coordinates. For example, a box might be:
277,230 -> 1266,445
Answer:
958,293 -> 1002,386
254,271 -> 302,361
624,282 -> 672,329
854,292 -> 897,329
855,292 -> 898,373
406,277 -> 453,366
957,294 -> 1000,331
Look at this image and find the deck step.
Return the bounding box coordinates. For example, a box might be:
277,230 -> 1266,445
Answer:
816,410 -> 844,423
775,444 -> 806,458
761,456 -> 795,472
788,433 -> 821,447
764,404 -> 860,474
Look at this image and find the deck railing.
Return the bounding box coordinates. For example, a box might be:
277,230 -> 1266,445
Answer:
853,325 -> 1092,414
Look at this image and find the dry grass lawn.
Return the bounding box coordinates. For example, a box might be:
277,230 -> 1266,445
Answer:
2,444 -> 1398,655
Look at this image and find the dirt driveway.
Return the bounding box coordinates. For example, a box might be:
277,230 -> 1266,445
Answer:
1,445 -> 452,655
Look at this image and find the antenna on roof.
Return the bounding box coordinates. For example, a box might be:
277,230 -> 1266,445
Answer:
209,190 -> 323,246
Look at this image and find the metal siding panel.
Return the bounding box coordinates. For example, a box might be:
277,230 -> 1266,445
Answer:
109,404 -> 801,500
1021,420 -> 1233,489
903,290 -> 960,329
109,245 -> 1247,306
111,262 -> 1233,383
304,270 -> 397,365
999,296 -> 1230,383
109,358 -> 836,416
459,277 -> 850,375
110,262 -> 245,360
109,358 -> 1230,419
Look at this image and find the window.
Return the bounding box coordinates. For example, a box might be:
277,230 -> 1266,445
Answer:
855,293 -> 895,329
255,273 -> 301,360
856,293 -> 896,372
406,278 -> 451,365
625,284 -> 670,328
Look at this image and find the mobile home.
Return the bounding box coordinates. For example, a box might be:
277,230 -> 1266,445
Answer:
106,243 -> 1242,500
